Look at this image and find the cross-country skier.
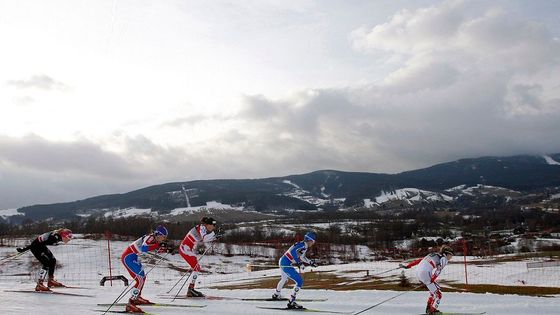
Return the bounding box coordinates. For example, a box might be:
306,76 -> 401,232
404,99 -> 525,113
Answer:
121,225 -> 170,313
16,228 -> 73,291
272,231 -> 318,309
179,217 -> 217,297
401,245 -> 455,315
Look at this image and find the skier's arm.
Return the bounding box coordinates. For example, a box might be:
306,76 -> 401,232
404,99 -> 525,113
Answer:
403,258 -> 422,269
431,257 -> 449,282
17,232 -> 55,252
299,252 -> 312,265
202,231 -> 216,243
139,235 -> 159,252
289,243 -> 305,264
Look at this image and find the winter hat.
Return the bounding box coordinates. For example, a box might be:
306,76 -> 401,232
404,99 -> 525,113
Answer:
154,225 -> 169,237
440,245 -> 454,256
304,231 -> 317,242
201,217 -> 217,225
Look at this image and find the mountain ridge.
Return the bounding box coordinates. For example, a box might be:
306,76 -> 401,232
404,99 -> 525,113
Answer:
9,153 -> 560,220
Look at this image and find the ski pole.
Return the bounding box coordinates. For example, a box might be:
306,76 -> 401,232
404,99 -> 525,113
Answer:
353,283 -> 423,315
165,244 -> 213,294
0,251 -> 25,266
102,252 -> 168,315
370,266 -> 404,277
171,241 -> 216,302
166,269 -> 191,294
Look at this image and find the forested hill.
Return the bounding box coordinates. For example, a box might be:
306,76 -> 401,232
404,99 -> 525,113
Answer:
13,153 -> 560,220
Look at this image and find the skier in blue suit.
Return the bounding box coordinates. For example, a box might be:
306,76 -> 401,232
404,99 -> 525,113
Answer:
272,231 -> 318,309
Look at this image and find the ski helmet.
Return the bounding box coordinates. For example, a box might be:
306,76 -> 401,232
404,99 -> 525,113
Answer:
440,245 -> 454,256
58,228 -> 73,239
154,225 -> 168,237
201,217 -> 217,225
304,231 -> 317,242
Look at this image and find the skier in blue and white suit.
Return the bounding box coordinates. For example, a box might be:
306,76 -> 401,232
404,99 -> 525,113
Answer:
272,231 -> 318,309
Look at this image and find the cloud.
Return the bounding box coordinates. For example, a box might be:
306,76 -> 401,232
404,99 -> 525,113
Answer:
2,1 -> 560,209
5,74 -> 69,91
0,135 -> 137,178
221,0 -> 560,170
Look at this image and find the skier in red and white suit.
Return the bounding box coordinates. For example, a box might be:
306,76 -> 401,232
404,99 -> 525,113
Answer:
401,245 -> 454,315
179,217 -> 217,297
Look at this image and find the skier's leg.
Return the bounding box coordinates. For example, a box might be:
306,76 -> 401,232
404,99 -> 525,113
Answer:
122,253 -> 146,298
432,282 -> 443,311
180,247 -> 203,296
31,247 -> 51,290
274,269 -> 289,296
43,249 -> 64,287
284,267 -> 304,309
425,282 -> 440,313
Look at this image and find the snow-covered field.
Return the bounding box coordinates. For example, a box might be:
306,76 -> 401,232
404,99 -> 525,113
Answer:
1,237 -> 559,314
0,285 -> 558,314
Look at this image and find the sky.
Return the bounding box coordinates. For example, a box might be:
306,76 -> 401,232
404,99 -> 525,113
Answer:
1,0 -> 560,209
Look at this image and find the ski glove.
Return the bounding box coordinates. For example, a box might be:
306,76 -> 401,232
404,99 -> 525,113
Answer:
159,242 -> 176,255
16,246 -> 29,253
214,227 -> 224,239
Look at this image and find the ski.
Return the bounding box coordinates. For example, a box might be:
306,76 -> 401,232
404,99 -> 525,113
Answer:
4,289 -> 94,297
159,295 -> 326,302
416,312 -> 486,315
97,302 -> 206,308
257,306 -> 352,314
54,285 -> 89,289
94,310 -> 154,315
158,294 -> 236,300
243,297 -> 328,302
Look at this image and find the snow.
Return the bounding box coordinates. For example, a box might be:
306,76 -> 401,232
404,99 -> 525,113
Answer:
169,201 -> 244,216
0,208 -> 24,219
0,237 -> 559,314
363,198 -> 376,208
461,185 -> 520,196
104,207 -> 153,218
543,155 -> 560,165
0,285 -> 557,314
281,184 -> 332,207
375,188 -> 453,204
282,180 -> 301,189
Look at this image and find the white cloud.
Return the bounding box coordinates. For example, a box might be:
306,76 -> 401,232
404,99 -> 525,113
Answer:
6,74 -> 69,91
1,1 -> 560,208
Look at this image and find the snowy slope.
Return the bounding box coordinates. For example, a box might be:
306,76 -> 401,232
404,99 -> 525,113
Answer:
1,237 -> 559,314
0,285 -> 557,314
543,155 -> 560,165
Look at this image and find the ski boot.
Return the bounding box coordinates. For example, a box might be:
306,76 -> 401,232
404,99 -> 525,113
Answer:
135,296 -> 154,305
47,278 -> 65,288
127,298 -> 145,313
287,300 -> 304,309
135,296 -> 151,305
187,284 -> 205,297
35,280 -> 51,292
271,292 -> 282,300
426,306 -> 442,315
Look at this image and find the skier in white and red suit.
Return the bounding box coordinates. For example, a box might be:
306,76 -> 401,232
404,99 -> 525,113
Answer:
401,245 -> 454,315
179,217 -> 217,297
